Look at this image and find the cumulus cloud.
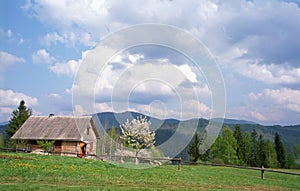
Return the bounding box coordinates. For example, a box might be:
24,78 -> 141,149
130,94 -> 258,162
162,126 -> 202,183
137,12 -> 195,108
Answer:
235,62 -> 300,85
251,111 -> 267,122
0,51 -> 25,72
42,32 -> 66,46
50,59 -> 80,76
249,88 -> 300,112
0,89 -> 38,107
239,88 -> 300,124
264,88 -> 300,112
32,49 -> 56,64
20,0 -> 300,124
25,0 -> 300,73
0,89 -> 38,121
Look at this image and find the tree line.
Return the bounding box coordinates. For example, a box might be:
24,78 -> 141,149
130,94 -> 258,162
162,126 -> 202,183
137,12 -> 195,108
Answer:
188,125 -> 300,169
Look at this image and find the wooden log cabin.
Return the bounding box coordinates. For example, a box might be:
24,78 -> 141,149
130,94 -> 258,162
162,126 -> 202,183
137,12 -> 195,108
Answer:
11,114 -> 100,156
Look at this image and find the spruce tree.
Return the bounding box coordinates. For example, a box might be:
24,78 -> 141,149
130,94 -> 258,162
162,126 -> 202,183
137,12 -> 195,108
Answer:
6,100 -> 32,139
258,134 -> 267,167
243,132 -> 252,166
199,130 -> 210,163
274,132 -> 286,168
188,131 -> 201,162
285,147 -> 296,169
234,125 -> 245,165
250,129 -> 259,167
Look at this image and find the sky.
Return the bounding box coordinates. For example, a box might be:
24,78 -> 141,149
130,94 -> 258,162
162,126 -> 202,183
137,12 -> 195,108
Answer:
0,0 -> 300,125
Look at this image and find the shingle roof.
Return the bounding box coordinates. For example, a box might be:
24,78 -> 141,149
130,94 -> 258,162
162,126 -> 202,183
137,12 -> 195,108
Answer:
11,116 -> 94,141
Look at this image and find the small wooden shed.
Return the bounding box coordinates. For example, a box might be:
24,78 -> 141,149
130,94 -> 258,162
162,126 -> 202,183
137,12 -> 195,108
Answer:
11,115 -> 100,156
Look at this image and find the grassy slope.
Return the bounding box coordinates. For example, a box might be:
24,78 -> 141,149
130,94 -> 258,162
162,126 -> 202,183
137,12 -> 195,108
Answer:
0,152 -> 299,191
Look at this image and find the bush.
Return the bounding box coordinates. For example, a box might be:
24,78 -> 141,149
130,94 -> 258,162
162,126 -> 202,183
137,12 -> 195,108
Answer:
211,158 -> 224,165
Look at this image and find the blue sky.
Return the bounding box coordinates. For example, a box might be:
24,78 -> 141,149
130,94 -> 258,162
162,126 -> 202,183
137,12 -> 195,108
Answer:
1,0 -> 300,125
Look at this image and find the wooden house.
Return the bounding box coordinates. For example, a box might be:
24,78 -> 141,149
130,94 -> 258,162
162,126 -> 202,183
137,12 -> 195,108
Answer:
11,115 -> 100,156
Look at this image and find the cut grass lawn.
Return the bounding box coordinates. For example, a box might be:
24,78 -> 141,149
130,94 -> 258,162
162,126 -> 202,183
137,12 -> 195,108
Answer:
0,152 -> 299,190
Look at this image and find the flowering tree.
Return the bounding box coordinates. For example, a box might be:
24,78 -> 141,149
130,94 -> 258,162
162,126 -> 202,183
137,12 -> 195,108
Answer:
120,115 -> 155,164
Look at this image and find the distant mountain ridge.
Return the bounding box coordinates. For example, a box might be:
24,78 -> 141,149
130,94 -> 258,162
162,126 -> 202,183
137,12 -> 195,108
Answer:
1,112 -> 299,156
95,111 -> 300,150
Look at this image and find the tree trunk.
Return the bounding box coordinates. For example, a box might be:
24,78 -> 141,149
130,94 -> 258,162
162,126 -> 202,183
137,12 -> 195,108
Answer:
135,149 -> 139,165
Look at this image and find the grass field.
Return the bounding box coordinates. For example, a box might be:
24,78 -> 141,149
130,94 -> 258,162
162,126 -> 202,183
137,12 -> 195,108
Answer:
0,152 -> 299,190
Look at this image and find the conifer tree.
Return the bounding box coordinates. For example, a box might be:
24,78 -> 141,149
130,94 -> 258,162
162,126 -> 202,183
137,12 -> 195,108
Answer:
274,132 -> 286,168
250,129 -> 259,167
199,130 -> 210,163
6,100 -> 32,139
188,131 -> 201,162
234,125 -> 245,165
258,134 -> 267,167
243,132 -> 252,166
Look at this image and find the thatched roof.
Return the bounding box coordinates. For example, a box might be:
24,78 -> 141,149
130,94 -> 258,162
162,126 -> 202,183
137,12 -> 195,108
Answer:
11,115 -> 97,141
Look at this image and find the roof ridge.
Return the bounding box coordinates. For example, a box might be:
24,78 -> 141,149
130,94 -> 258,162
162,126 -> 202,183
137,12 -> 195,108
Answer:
29,115 -> 92,118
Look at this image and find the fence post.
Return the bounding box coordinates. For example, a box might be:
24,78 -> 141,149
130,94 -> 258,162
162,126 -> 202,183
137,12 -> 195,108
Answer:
261,165 -> 264,179
178,158 -> 182,171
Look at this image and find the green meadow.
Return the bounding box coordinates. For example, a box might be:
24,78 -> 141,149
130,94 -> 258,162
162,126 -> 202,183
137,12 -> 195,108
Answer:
0,152 -> 299,190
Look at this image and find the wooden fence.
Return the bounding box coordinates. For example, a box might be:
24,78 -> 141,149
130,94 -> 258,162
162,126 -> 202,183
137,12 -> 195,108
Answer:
183,161 -> 300,179
1,147 -> 299,178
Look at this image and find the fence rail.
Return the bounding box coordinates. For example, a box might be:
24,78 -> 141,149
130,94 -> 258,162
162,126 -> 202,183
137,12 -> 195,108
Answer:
183,161 -> 300,177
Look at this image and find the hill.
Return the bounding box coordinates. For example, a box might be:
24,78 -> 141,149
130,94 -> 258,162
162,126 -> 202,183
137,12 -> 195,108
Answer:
96,111 -> 300,159
0,152 -> 299,190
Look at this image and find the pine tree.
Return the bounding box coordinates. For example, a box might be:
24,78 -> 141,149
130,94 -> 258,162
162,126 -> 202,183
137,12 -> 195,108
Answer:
234,125 -> 245,165
210,135 -> 222,162
293,144 -> 300,159
274,132 -> 286,168
243,132 -> 252,166
199,130 -> 210,163
6,100 -> 32,139
258,134 -> 267,167
285,147 -> 296,169
250,129 -> 259,167
188,131 -> 201,162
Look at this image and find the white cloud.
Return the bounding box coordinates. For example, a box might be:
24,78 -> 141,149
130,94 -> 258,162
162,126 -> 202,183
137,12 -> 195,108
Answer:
175,64 -> 198,83
50,60 -> 80,76
264,88 -> 300,112
49,50 -> 89,76
32,49 -> 55,64
95,102 -> 114,113
235,62 -> 300,84
6,29 -> 12,37
251,111 -> 267,122
239,88 -> 300,124
42,31 -> 95,47
0,51 -> 25,68
0,89 -> 38,107
0,51 -> 25,75
0,89 -> 38,121
42,32 -> 66,46
20,0 -> 300,124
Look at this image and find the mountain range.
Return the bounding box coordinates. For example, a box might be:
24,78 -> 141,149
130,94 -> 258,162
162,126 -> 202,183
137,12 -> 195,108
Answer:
95,112 -> 300,149
1,112 -> 299,158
